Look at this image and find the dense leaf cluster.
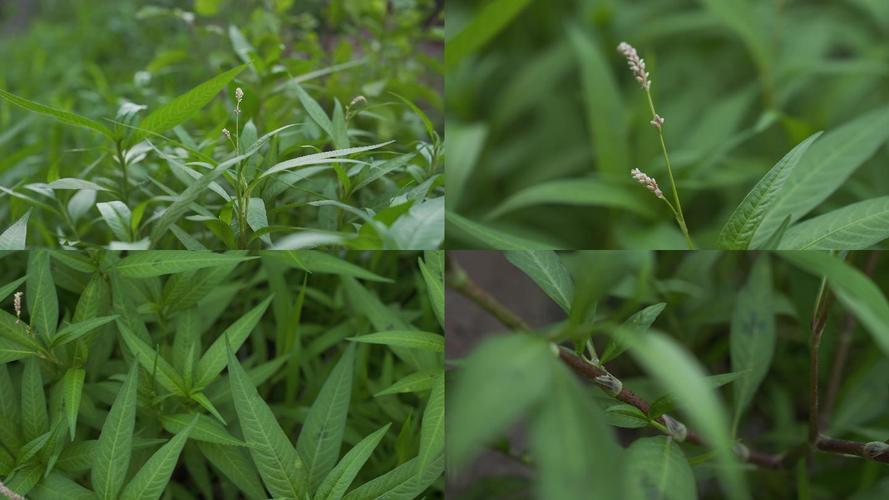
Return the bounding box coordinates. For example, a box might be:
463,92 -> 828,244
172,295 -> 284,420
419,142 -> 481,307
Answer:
0,249 -> 445,499
0,0 -> 444,250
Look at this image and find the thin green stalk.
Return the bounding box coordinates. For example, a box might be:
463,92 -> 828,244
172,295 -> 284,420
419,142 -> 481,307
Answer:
644,91 -> 693,249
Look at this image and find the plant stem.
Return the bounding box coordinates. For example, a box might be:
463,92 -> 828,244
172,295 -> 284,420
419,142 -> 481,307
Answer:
445,255 -> 530,331
644,91 -> 694,249
809,277 -> 833,460
447,263 -> 889,470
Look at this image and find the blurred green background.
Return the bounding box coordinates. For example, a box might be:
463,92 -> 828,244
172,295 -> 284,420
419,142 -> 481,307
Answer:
445,0 -> 889,249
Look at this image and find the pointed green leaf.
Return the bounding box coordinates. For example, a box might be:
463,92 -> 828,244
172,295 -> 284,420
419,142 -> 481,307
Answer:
297,344 -> 355,491
30,471 -> 96,500
0,210 -> 31,250
133,65 -> 246,142
260,141 -> 395,179
160,413 -> 245,447
0,88 -> 114,138
262,250 -> 391,282
117,323 -> 186,396
531,362 -> 624,500
27,249 -> 58,339
622,331 -> 749,500
754,106 -> 889,247
489,178 -> 652,220
446,211 -> 557,250
415,374 -> 444,488
293,83 -> 333,137
92,363 -> 139,500
374,369 -> 439,397
115,251 -> 257,278
228,344 -> 307,498
149,154 -> 248,245
445,0 -> 533,69
194,296 -> 273,389
601,303 -> 666,364
62,368 -> 85,440
448,334 -> 553,470
52,315 -> 118,348
719,132 -> 822,249
197,441 -> 267,500
778,196 -> 889,249
21,358 -> 48,442
418,252 -> 444,329
315,423 -> 391,500
347,331 -> 443,352
96,201 -> 133,242
342,455 -> 444,500
730,256 -> 775,431
506,251 -> 574,313
119,416 -> 196,500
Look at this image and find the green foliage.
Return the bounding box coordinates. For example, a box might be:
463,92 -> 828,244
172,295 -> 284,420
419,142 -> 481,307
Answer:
0,0 -> 443,250
449,250 -> 889,499
0,249 -> 444,498
446,0 -> 889,249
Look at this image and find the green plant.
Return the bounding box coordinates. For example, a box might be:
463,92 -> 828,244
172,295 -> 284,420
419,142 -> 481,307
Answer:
0,0 -> 444,250
0,249 -> 445,498
447,250 -> 889,499
445,0 -> 889,250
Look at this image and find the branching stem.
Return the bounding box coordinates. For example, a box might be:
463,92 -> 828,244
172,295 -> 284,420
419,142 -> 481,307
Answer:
448,259 -> 889,471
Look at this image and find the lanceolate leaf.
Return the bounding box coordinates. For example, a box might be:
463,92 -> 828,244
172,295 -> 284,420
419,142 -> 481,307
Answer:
27,249 -> 59,339
374,369 -> 439,397
445,0 -> 533,69
260,141 -> 395,179
414,374 -> 444,490
719,132 -> 822,249
780,252 -> 889,358
753,105 -> 889,247
115,251 -> 256,278
448,334 -> 553,470
530,362 -> 624,500
778,196 -> 889,250
119,416 -> 196,500
62,368 -> 86,441
194,296 -> 273,389
0,210 -> 31,250
624,436 -> 697,500
506,250 -> 575,313
21,357 -> 48,442
730,256 -> 775,431
342,455 -> 444,500
489,178 -> 653,220
347,331 -> 444,352
601,303 -> 666,364
117,323 -> 187,396
314,423 -> 391,500
133,65 -> 246,142
418,252 -> 445,329
622,331 -> 749,500
92,364 -> 139,500
227,345 -> 307,498
160,414 -> 245,447
196,442 -> 267,500
263,250 -> 391,282
148,154 -> 248,245
297,344 -> 356,492
0,88 -> 115,139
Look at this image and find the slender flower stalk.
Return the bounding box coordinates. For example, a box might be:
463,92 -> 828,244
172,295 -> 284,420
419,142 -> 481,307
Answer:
618,41 -> 694,249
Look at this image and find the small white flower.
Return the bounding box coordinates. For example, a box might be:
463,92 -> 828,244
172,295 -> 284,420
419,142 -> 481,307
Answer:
631,168 -> 664,199
349,95 -> 367,108
617,42 -> 651,90
650,114 -> 665,129
594,373 -> 623,396
222,128 -> 231,140
234,87 -> 244,113
13,291 -> 22,324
